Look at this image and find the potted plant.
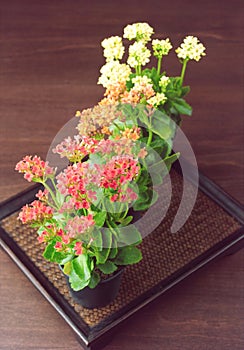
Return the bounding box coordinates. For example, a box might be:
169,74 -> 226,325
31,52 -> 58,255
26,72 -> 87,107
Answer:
15,22 -> 206,309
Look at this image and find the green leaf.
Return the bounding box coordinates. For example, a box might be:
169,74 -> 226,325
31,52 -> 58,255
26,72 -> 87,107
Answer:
43,241 -> 56,261
91,228 -> 103,250
88,271 -> 101,289
149,189 -> 158,206
117,225 -> 142,246
94,211 -> 107,227
150,137 -> 172,158
63,261 -> 71,275
97,260 -> 118,274
181,85 -> 190,97
113,246 -> 142,265
119,215 -> 133,226
109,246 -> 118,259
95,248 -> 110,265
150,111 -> 174,140
164,153 -> 180,171
95,229 -> 112,264
149,159 -> 168,177
52,251 -> 73,264
137,108 -> 150,128
125,73 -> 136,90
69,269 -> 90,291
151,172 -> 163,186
136,169 -> 151,186
133,188 -> 158,211
133,190 -> 149,208
69,254 -> 91,291
172,97 -> 192,116
72,254 -> 91,280
145,150 -> 158,167
148,153 -> 179,179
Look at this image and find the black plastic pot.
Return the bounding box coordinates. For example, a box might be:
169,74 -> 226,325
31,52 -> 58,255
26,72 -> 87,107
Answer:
62,267 -> 125,309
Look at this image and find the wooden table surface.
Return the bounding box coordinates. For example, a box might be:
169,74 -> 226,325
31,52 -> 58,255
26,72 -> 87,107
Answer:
0,1 -> 243,349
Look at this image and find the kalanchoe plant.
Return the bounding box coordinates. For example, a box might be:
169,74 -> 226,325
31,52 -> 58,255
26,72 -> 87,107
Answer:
16,130 -> 143,291
98,22 -> 206,125
16,22 -> 206,293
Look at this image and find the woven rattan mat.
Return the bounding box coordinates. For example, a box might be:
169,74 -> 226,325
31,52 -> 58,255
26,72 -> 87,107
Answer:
0,170 -> 241,328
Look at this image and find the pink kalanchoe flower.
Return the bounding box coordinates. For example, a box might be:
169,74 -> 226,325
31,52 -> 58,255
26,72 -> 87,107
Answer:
62,235 -> 70,245
36,189 -> 49,202
55,228 -> 70,245
15,155 -> 55,182
37,230 -> 49,243
52,135 -> 99,162
120,187 -> 138,202
56,163 -> 91,209
59,197 -> 76,213
65,215 -> 95,238
110,194 -> 119,202
137,148 -> 147,159
100,155 -> 139,191
54,242 -> 63,251
74,241 -> 83,255
18,200 -> 53,224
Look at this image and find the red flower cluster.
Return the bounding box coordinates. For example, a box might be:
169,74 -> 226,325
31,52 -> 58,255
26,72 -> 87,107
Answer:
15,155 -> 55,182
110,187 -> 138,202
100,155 -> 139,190
18,200 -> 53,224
56,163 -> 92,210
65,214 -> 95,238
36,189 -> 49,202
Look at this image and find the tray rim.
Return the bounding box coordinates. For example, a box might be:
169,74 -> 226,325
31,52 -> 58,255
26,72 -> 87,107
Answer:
0,161 -> 243,349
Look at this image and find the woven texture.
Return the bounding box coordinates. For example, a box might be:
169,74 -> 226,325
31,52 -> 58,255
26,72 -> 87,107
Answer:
1,170 -> 241,328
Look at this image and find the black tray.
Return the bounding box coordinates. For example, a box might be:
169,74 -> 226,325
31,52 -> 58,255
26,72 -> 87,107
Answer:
0,162 -> 243,350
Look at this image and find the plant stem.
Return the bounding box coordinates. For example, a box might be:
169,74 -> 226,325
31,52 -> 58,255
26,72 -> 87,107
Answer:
147,129 -> 153,147
106,218 -> 118,237
41,181 -> 60,209
137,65 -> 142,75
157,56 -> 162,75
180,59 -> 188,85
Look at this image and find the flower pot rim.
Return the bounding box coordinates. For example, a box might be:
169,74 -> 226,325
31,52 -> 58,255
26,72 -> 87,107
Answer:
59,264 -> 125,286
99,266 -> 125,284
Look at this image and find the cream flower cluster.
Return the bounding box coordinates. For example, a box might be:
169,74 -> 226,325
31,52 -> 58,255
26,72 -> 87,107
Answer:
97,61 -> 131,88
147,93 -> 167,107
123,22 -> 154,42
132,75 -> 153,87
176,36 -> 206,61
159,75 -> 170,91
152,38 -> 172,58
127,41 -> 151,68
101,36 -> 125,61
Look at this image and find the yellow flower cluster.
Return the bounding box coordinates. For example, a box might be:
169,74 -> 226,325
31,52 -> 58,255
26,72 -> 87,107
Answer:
101,36 -> 125,61
97,23 -> 206,107
127,41 -> 151,68
132,75 -> 153,88
176,36 -> 206,62
159,76 -> 170,91
147,93 -> 167,107
152,38 -> 172,58
97,61 -> 131,88
123,22 -> 154,42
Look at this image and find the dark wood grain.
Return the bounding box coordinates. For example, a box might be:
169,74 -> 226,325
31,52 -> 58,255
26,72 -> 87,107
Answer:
0,0 -> 243,349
